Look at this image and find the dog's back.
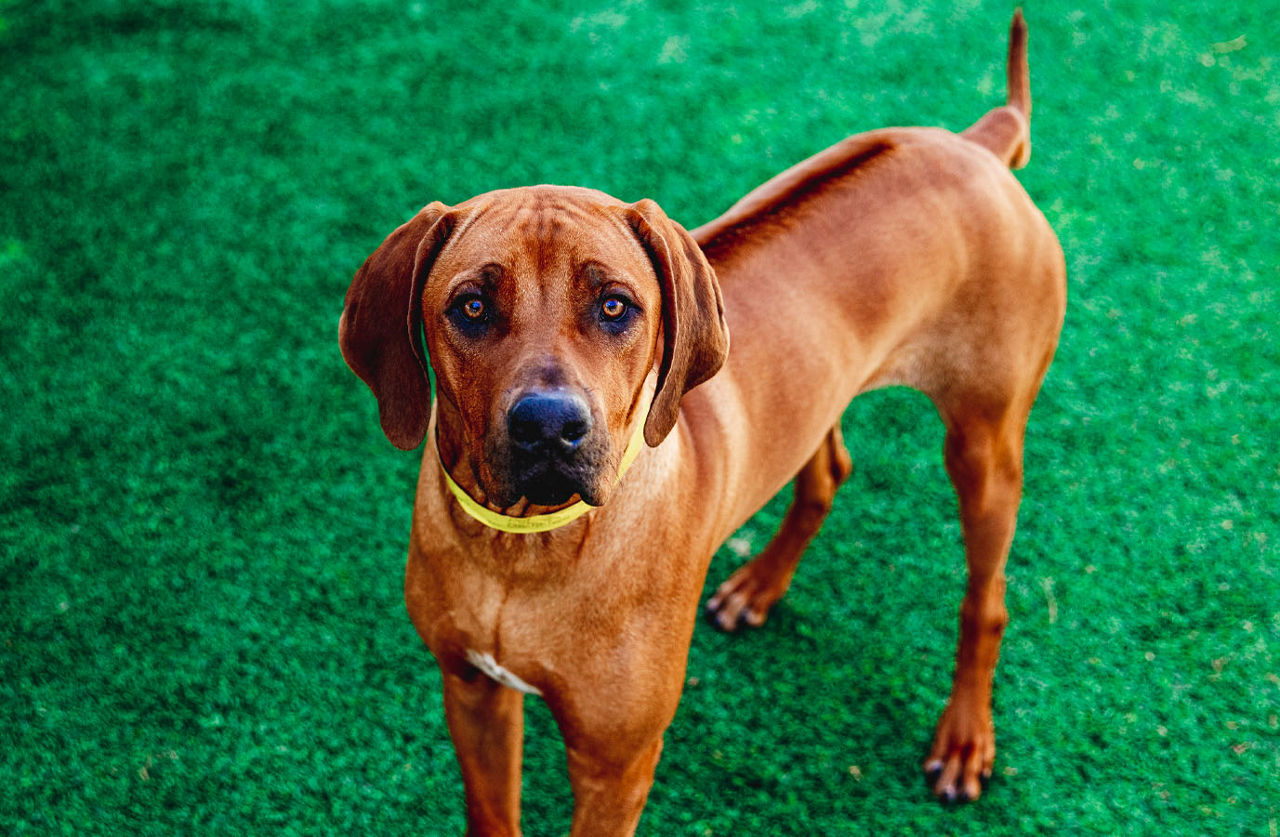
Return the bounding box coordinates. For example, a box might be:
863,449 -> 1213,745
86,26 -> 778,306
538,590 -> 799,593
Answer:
686,10 -> 1063,539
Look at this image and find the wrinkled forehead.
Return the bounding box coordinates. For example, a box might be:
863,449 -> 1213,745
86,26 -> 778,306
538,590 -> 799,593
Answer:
438,186 -> 647,272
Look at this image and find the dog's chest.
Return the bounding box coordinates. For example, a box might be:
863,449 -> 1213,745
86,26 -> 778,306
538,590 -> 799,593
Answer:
408,538 -> 572,695
463,649 -> 543,695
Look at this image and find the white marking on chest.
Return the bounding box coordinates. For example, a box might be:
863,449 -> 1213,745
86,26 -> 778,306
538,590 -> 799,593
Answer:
464,649 -> 543,696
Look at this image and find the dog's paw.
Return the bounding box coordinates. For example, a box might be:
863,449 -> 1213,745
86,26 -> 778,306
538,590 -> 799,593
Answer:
704,563 -> 787,632
924,701 -> 996,803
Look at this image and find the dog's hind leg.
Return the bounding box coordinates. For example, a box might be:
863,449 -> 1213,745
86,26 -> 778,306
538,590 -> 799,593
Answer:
706,423 -> 853,631
924,395 -> 1033,803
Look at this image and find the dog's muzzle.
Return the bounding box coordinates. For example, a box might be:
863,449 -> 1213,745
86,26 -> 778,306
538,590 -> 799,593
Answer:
505,390 -> 600,506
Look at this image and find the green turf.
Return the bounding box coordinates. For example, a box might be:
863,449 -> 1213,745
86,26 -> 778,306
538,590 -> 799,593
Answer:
2,0 -> 1276,833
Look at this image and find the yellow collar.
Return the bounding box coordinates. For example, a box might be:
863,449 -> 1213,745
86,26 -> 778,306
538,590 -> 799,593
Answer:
438,423 -> 646,534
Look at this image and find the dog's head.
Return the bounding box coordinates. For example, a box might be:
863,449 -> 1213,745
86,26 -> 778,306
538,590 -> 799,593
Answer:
339,186 -> 728,510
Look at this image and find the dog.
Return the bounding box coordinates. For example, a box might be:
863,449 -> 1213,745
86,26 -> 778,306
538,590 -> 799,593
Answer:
339,11 -> 1064,834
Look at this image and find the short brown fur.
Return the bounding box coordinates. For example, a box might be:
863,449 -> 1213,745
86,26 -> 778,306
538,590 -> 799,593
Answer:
340,11 -> 1063,833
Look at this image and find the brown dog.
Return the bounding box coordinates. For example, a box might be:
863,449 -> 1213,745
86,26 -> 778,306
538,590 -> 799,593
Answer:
340,11 -> 1063,834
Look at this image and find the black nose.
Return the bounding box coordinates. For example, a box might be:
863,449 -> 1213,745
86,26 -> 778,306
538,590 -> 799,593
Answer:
508,392 -> 592,454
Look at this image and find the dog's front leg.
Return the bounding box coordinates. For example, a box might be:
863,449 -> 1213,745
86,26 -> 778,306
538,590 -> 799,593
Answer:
564,733 -> 665,837
544,656 -> 684,836
441,669 -> 526,836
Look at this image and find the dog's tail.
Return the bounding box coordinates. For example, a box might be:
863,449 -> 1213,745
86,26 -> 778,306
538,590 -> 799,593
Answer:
961,9 -> 1031,169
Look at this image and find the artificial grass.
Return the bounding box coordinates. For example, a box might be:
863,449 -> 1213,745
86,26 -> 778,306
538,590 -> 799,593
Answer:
2,0 -> 1276,833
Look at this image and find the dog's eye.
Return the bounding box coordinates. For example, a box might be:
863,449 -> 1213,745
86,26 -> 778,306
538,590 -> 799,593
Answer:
600,296 -> 628,321
448,292 -> 492,333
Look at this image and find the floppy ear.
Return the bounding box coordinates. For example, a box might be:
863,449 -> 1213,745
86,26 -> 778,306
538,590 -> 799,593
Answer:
339,202 -> 455,450
625,199 -> 730,447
